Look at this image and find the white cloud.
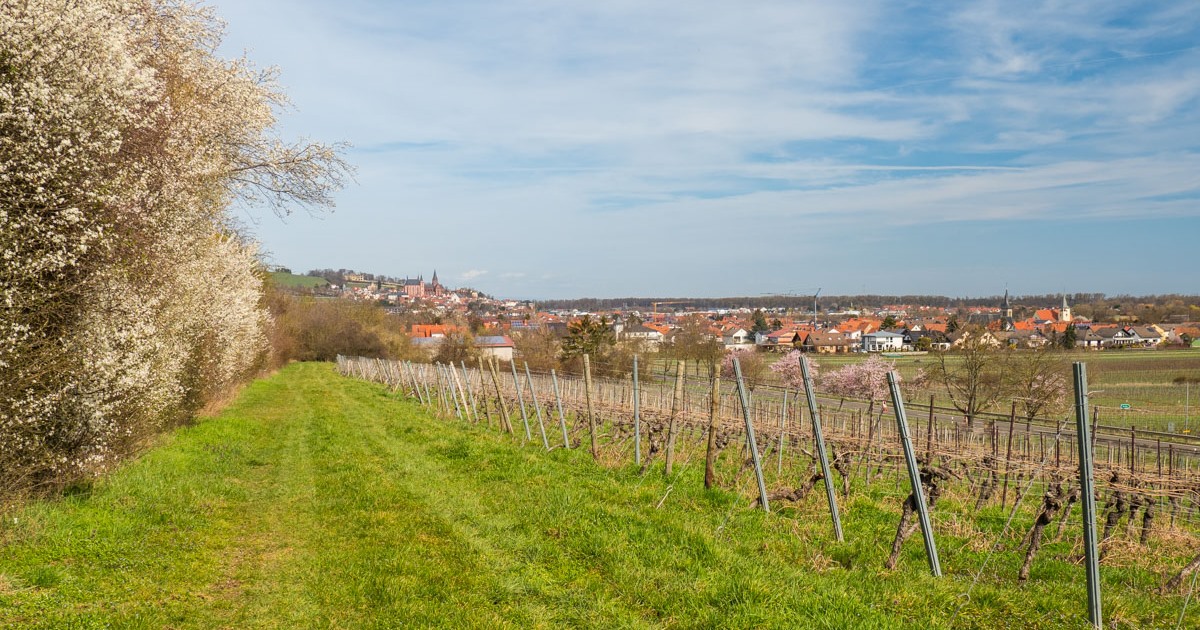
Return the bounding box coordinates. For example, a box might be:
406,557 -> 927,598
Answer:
212,0 -> 1200,298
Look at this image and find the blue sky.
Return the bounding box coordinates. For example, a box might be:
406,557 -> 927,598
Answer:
212,1 -> 1200,299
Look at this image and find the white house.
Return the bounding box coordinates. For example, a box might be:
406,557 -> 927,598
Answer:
862,330 -> 905,352
722,328 -> 754,350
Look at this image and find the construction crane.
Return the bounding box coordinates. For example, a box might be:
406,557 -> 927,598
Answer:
651,300 -> 690,316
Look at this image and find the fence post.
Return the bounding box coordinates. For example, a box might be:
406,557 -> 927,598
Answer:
801,356 -> 844,542
887,371 -> 941,577
442,363 -> 463,419
546,369 -> 568,448
405,361 -> 423,405
1001,400 -> 1017,508
778,390 -> 788,476
665,360 -> 685,477
1073,362 -> 1103,628
451,362 -> 472,422
433,363 -> 449,415
488,358 -> 513,433
510,360 -> 532,441
525,363 -> 550,449
925,394 -> 935,460
633,354 -> 642,467
583,354 -> 598,460
733,358 -> 770,513
460,361 -> 478,422
421,365 -> 435,410
705,365 -> 721,490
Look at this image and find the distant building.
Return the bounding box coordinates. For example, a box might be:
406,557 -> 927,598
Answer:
862,330 -> 905,352
999,290 -> 1015,332
476,335 -> 515,362
401,270 -> 447,299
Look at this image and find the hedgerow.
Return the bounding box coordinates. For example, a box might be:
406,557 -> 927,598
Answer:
0,0 -> 346,497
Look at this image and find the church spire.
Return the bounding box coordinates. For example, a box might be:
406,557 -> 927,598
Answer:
1000,289 -> 1014,331
431,269 -> 439,286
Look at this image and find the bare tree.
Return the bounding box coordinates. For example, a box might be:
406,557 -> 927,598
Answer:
1008,348 -> 1070,422
433,331 -> 479,365
722,348 -> 769,391
934,326 -> 1009,426
669,314 -> 723,370
512,329 -> 561,372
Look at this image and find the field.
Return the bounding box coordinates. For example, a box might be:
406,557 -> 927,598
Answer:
735,349 -> 1200,432
267,271 -> 329,290
3,363 -> 1195,628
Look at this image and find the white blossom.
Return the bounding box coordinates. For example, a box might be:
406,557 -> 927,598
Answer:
0,0 -> 345,491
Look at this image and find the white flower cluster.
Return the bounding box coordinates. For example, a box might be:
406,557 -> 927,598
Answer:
0,0 -> 341,494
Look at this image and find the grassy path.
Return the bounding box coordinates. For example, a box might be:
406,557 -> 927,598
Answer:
0,363 -> 1193,628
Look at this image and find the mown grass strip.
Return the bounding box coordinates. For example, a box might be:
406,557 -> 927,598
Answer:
0,363 -> 1194,628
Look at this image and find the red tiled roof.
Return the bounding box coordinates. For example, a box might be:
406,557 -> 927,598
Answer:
410,324 -> 462,338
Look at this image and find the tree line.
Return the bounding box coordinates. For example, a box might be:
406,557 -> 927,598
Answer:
536,294 -> 1200,320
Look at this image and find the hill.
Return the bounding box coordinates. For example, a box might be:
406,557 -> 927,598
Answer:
268,271 -> 329,290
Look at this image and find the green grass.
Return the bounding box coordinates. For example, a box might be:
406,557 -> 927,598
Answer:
0,363 -> 1196,628
268,271 -> 329,290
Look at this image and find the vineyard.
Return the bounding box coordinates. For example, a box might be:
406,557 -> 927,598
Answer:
340,353 -> 1200,627
754,350 -> 1200,432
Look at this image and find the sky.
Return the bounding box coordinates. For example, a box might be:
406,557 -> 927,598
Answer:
211,1 -> 1200,300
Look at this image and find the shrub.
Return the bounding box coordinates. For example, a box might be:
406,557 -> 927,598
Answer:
0,0 -> 345,499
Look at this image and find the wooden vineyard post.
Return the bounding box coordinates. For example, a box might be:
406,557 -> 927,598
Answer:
887,371 -> 941,577
551,369 -> 569,448
801,356 -> 844,542
583,354 -> 598,460
442,364 -> 460,419
434,363 -> 451,415
1001,401 -> 1017,509
452,363 -> 468,419
665,360 -> 685,477
1073,362 -> 1103,629
733,357 -> 770,513
633,355 -> 642,467
461,361 -> 478,422
405,362 -> 424,405
410,361 -> 425,405
488,359 -> 513,434
443,364 -> 457,416
1129,427 -> 1136,475
421,365 -> 435,411
478,359 -> 494,427
705,366 -> 721,490
525,363 -> 550,449
419,364 -> 434,411
510,360 -> 532,441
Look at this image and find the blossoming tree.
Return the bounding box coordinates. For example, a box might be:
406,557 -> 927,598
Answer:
0,0 -> 347,494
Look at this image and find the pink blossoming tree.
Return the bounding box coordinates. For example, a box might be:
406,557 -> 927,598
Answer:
821,355 -> 899,403
769,350 -> 819,390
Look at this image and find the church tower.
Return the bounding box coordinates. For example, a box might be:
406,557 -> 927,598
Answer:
1000,290 -> 1014,331
1060,294 -> 1072,323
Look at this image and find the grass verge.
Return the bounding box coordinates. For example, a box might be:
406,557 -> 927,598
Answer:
0,362 -> 1194,628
